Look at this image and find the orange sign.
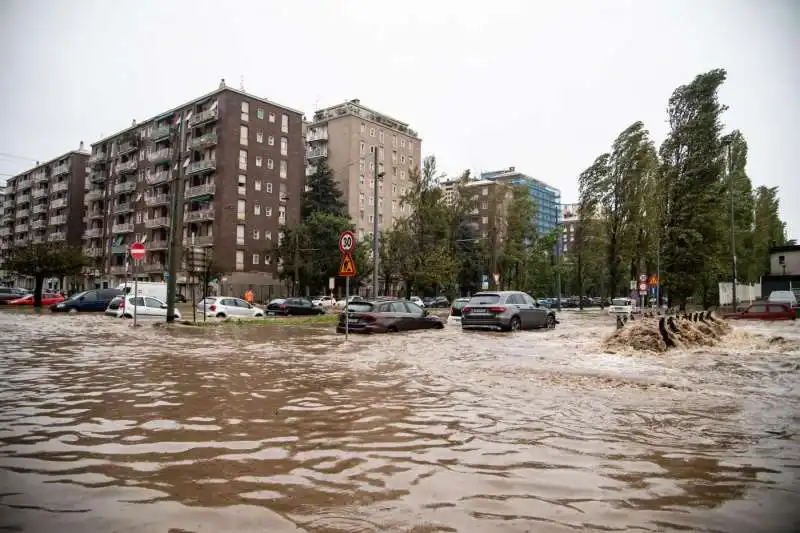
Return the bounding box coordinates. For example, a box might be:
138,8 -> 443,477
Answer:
339,252 -> 356,277
649,274 -> 658,285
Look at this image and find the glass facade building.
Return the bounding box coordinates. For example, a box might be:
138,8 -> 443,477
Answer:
480,167 -> 561,236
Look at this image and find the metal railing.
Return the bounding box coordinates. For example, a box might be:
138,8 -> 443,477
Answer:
52,163 -> 70,176
186,160 -> 216,174
51,181 -> 69,194
185,182 -> 215,198
114,181 -> 136,195
185,208 -> 214,222
144,217 -> 169,228
50,198 -> 68,209
189,107 -> 218,126
148,148 -> 172,163
48,232 -> 66,242
49,214 -> 67,226
188,132 -> 218,150
145,194 -> 170,206
146,171 -> 170,186
116,160 -> 138,174
84,227 -> 103,239
111,222 -> 134,233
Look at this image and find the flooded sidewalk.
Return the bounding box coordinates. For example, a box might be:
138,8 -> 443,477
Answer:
0,310 -> 798,532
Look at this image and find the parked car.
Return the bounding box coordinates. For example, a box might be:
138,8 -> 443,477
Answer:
409,296 -> 425,308
8,292 -> 65,306
196,297 -> 264,319
337,298 -> 444,334
723,302 -> 796,321
607,297 -> 639,317
311,295 -> 337,308
266,297 -> 325,316
0,287 -> 28,305
336,295 -> 367,308
107,295 -> 182,320
767,290 -> 798,307
461,291 -> 557,331
447,297 -> 470,325
51,288 -> 124,313
426,296 -> 450,309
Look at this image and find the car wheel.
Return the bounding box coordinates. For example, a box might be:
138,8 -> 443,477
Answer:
216,313 -> 226,319
435,322 -> 444,329
254,313 -> 264,317
68,308 -> 78,314
387,325 -> 399,333
546,314 -> 557,329
123,313 -> 133,319
509,316 -> 521,331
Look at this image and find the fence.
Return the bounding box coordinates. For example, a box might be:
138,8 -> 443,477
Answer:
718,281 -> 761,306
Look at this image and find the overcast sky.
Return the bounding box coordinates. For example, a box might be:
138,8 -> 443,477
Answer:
1,0 -> 797,238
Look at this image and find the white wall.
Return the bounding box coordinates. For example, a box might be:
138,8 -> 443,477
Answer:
718,282 -> 761,306
769,250 -> 800,275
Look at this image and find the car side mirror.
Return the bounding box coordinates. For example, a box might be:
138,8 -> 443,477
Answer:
535,302 -> 540,308
161,304 -> 168,309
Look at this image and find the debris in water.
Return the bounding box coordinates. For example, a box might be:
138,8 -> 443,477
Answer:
604,310 -> 731,353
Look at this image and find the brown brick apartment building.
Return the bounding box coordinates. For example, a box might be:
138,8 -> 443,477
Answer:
83,80 -> 305,289
305,99 -> 422,241
0,146 -> 89,288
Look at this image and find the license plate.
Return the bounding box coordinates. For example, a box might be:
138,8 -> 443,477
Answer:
470,309 -> 489,315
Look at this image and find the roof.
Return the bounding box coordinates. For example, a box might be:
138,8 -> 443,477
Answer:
769,245 -> 800,254
5,149 -> 90,181
92,85 -> 304,146
481,168 -> 561,194
309,99 -> 420,139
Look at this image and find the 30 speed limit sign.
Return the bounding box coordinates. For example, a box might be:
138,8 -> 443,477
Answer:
338,230 -> 356,254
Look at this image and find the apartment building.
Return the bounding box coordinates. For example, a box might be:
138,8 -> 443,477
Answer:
84,80 -> 305,287
560,203 -> 579,253
0,146 -> 88,256
480,167 -> 561,236
305,99 -> 421,240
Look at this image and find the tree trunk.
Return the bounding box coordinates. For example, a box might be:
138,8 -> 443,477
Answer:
33,275 -> 45,309
577,252 -> 584,310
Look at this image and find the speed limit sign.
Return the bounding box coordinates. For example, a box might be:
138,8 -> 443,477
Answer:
338,230 -> 356,254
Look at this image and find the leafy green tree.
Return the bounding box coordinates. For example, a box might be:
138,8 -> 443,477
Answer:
719,130 -> 756,283
301,156 -> 347,220
3,244 -> 87,308
499,186 -> 537,290
750,185 -> 786,277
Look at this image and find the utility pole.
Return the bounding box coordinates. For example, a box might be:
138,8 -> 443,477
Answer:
294,227 -> 299,297
555,225 -> 562,311
728,143 -> 737,311
166,111 -> 187,322
372,146 -> 380,298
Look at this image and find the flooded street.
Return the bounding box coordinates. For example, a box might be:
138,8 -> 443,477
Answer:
0,311 -> 798,533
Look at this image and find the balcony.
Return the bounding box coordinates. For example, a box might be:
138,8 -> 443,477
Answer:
112,203 -> 133,215
307,129 -> 328,142
307,146 -> 328,159
88,209 -> 105,219
30,219 -> 46,230
16,194 -> 30,204
52,163 -> 70,177
145,194 -> 170,207
50,214 -> 67,226
185,208 -> 214,222
0,227 -> 9,237
148,148 -> 173,164
188,132 -> 218,150
31,188 -> 48,199
150,124 -> 171,141
16,209 -> 30,219
32,204 -> 47,215
31,234 -> 46,244
89,152 -> 108,165
110,265 -> 128,275
85,189 -> 104,202
85,227 -> 104,239
33,172 -> 48,183
15,223 -> 29,233
143,262 -> 165,273
185,182 -> 215,199
111,222 -> 134,234
89,172 -> 107,184
186,160 -> 216,175
116,159 -> 138,174
2,200 -> 13,210
144,217 -> 170,229
83,247 -> 103,258
114,181 -> 136,195
51,198 -> 68,209
189,106 -> 218,126
146,240 -> 169,251
146,171 -> 170,186
118,140 -> 138,156
48,232 -> 66,242
111,244 -> 128,255
52,181 -> 69,194
190,235 -> 213,247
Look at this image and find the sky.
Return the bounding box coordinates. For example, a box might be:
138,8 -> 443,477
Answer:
1,0 -> 798,238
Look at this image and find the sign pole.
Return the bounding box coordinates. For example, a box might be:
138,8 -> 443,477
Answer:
345,275 -> 350,340
133,261 -> 138,328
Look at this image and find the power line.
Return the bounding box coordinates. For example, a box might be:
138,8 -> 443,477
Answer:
0,152 -> 39,162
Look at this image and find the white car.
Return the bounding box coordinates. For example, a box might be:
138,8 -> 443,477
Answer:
409,296 -> 425,308
607,297 -> 639,316
312,295 -> 337,308
197,297 -> 264,319
447,297 -> 470,325
107,295 -> 181,320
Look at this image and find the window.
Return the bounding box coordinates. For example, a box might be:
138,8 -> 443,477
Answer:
267,158 -> 274,170
481,202 -> 488,209
255,156 -> 262,167
257,107 -> 264,119
265,208 -> 272,218
136,212 -> 143,224
238,175 -> 246,195
237,199 -> 246,219
392,151 -> 397,164
482,187 -> 488,196
254,203 -> 261,215
279,183 -> 287,197
239,150 -> 247,170
253,228 -> 260,240
236,224 -> 245,245
360,141 -> 365,155
268,112 -> 275,123
400,154 -> 405,164
278,206 -> 286,224
240,125 -> 248,145
279,160 -> 287,179
360,123 -> 365,135
409,140 -> 414,150
392,135 -> 397,147
369,127 -> 375,137
400,139 -> 406,148
409,156 -> 414,167
267,135 -> 274,146
281,114 -> 289,133
368,215 -> 374,223
254,180 -> 261,191
256,131 -> 263,143
379,131 -> 385,143
264,254 -> 271,264
252,253 -> 260,265
266,182 -> 273,193
236,250 -> 244,271
379,147 -> 384,162
280,137 -> 288,156
482,216 -> 488,225
241,101 -> 249,122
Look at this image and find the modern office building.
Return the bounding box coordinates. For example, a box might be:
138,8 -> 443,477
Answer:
480,167 -> 561,236
305,99 -> 422,240
83,80 -> 305,288
0,146 -> 89,254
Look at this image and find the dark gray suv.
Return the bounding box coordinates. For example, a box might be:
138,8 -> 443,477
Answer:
461,291 -> 557,331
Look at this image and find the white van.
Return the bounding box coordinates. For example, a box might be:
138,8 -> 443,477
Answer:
116,282 -> 168,302
608,297 -> 638,316
768,290 -> 798,307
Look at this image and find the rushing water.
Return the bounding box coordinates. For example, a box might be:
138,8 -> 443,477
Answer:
0,310 -> 798,533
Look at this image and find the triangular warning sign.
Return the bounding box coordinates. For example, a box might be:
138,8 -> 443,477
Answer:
339,252 -> 356,277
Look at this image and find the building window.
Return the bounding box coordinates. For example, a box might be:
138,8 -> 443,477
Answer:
257,108 -> 264,119
392,151 -> 397,164
238,175 -> 246,195
252,253 -> 260,265
481,202 -> 488,209
409,140 -> 414,150
360,141 -> 365,155
281,114 -> 289,133
240,125 -> 248,145
369,127 -> 375,137
482,187 -> 488,196
254,180 -> 261,191
265,230 -> 272,240
237,199 -> 246,220
400,154 -> 405,164
400,139 -> 406,148
392,135 -> 397,148
409,156 -> 414,167
266,182 -> 273,193
236,224 -> 245,245
280,137 -> 288,156
239,150 -> 247,171
136,212 -> 143,224
368,215 -> 374,223
265,208 -> 272,218
482,216 -> 488,224
278,206 -> 286,225
268,112 -> 275,123
379,147 -> 384,162
241,101 -> 249,122
256,131 -> 263,143
267,158 -> 274,170
255,156 -> 262,167
279,160 -> 287,179
236,250 -> 244,271
254,203 -> 261,215
360,123 -> 365,135
264,254 -> 271,265
268,135 -> 274,146
253,228 -> 260,240
279,183 -> 287,197
379,130 -> 384,143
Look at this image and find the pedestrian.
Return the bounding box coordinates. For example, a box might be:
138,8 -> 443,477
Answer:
244,287 -> 254,304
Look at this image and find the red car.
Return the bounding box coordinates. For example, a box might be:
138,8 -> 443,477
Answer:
724,302 -> 796,321
8,293 -> 66,306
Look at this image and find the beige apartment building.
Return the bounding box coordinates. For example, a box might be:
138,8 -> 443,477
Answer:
305,99 -> 421,240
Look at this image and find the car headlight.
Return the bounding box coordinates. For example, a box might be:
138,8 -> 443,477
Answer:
56,303 -> 65,308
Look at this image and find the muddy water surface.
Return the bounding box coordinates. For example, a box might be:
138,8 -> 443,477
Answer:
0,311 -> 798,532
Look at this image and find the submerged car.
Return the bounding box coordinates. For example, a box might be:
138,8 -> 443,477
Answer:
8,292 -> 65,306
266,297 -> 325,316
447,297 -> 470,325
196,297 -> 264,319
461,291 -> 557,331
337,298 -> 444,334
51,288 -> 124,313
723,302 -> 796,321
107,295 -> 182,320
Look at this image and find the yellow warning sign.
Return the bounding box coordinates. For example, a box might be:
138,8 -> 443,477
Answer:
339,252 -> 356,277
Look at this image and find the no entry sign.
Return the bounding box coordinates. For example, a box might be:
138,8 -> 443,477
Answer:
130,242 -> 145,261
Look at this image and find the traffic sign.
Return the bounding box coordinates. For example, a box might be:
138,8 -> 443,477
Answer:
649,274 -> 658,285
638,282 -> 647,292
130,242 -> 145,261
339,252 -> 356,277
639,274 -> 647,283
493,273 -> 500,285
339,230 -> 356,254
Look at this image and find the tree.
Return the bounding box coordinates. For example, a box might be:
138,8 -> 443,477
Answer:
3,244 -> 87,308
301,156 -> 347,220
751,185 -> 786,277
499,186 -> 537,290
719,130 -> 756,283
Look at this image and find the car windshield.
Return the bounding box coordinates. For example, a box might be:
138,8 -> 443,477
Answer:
452,299 -> 469,310
269,299 -> 285,305
469,293 -> 501,305
612,298 -> 631,306
346,302 -> 374,312
68,291 -> 88,300
198,298 -> 217,305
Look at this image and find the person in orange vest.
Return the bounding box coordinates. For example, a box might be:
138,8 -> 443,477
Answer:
244,287 -> 254,304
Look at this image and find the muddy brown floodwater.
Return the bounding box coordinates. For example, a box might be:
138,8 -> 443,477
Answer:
0,311 -> 798,533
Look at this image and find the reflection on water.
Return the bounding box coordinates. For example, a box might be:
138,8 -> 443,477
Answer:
0,311 -> 798,532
